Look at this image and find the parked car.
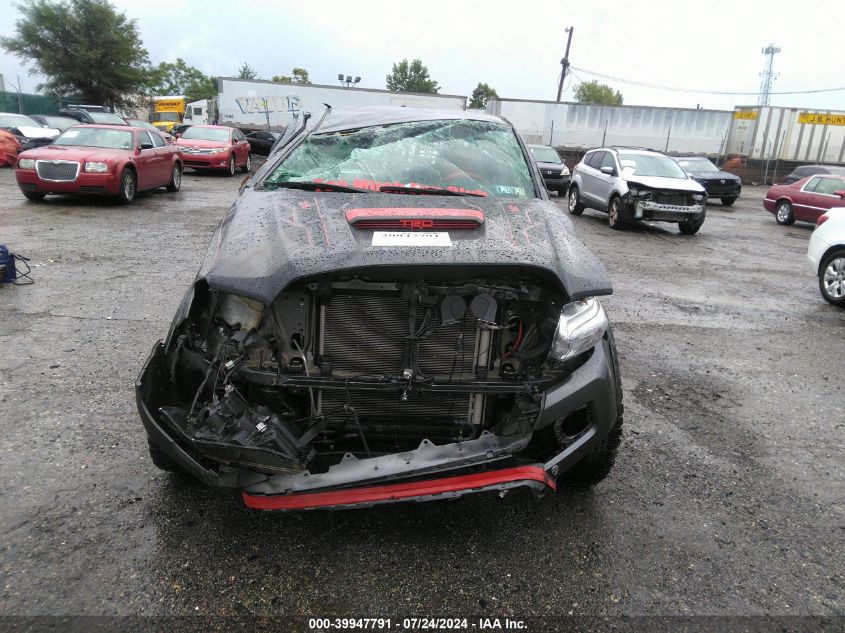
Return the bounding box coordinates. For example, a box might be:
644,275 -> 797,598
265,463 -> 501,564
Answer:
568,146 -> 707,234
674,156 -> 742,205
528,144 -> 570,195
59,106 -> 128,126
15,125 -> 183,204
136,106 -> 623,511
245,130 -> 281,156
763,175 -> 845,225
29,115 -> 80,132
175,124 -> 251,175
808,208 -> 845,306
0,112 -> 60,151
781,164 -> 845,185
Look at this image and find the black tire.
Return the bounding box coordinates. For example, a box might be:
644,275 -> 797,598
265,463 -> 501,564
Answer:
166,163 -> 182,192
679,213 -> 705,235
148,439 -> 183,473
721,197 -> 736,206
775,199 -> 794,225
241,153 -> 252,174
567,186 -> 584,215
607,195 -> 625,230
557,185 -> 569,197
22,190 -> 45,202
818,248 -> 845,307
226,154 -> 236,177
117,169 -> 136,204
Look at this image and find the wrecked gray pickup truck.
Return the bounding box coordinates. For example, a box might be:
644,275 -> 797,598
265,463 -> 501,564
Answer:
136,106 -> 623,510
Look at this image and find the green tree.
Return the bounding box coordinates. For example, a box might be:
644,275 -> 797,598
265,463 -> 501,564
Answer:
272,67 -> 310,84
573,80 -> 623,105
386,58 -> 439,94
1,0 -> 150,109
469,82 -> 498,109
147,58 -> 216,102
237,62 -> 258,80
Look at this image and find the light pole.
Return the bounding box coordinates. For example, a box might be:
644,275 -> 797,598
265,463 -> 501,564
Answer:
338,74 -> 361,88
556,27 -> 574,102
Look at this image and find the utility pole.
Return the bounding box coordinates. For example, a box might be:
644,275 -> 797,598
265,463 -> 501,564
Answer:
556,27 -> 574,102
758,44 -> 781,107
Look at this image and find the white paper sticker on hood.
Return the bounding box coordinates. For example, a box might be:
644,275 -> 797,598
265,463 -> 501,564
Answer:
371,231 -> 452,247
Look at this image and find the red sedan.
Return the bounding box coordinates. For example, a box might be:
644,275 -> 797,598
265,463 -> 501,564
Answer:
175,124 -> 251,176
15,125 -> 182,204
764,174 -> 845,225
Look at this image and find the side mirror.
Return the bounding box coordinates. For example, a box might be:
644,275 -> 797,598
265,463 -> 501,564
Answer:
600,166 -> 615,176
140,141 -> 154,150
834,190 -> 845,199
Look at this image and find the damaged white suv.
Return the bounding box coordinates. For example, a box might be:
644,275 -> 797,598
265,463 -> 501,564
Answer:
568,146 -> 707,234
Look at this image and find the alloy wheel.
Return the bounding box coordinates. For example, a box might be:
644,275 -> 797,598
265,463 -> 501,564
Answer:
776,202 -> 791,223
823,257 -> 845,299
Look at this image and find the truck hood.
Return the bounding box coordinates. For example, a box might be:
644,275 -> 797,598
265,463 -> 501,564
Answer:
198,189 -> 613,304
625,175 -> 705,193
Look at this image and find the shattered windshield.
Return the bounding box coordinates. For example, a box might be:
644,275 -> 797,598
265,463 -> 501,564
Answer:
265,118 -> 535,198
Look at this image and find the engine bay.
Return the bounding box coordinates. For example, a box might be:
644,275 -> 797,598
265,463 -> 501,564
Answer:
156,270 -> 583,477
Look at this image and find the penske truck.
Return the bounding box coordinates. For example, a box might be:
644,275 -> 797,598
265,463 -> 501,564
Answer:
152,96 -> 186,132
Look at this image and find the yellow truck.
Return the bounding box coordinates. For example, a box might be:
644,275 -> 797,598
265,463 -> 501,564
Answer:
152,96 -> 186,132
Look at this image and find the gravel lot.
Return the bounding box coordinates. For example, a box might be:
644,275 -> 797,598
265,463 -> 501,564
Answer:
0,167 -> 842,627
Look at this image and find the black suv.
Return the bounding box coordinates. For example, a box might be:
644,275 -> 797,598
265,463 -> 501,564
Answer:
674,156 -> 742,206
59,106 -> 128,126
528,144 -> 570,195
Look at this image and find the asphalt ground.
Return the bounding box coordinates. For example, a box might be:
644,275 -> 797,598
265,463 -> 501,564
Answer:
0,166 -> 842,631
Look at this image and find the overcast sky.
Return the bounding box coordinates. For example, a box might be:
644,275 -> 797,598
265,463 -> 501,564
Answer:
1,0 -> 844,112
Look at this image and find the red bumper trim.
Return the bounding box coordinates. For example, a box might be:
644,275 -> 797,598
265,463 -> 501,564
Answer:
242,465 -> 555,511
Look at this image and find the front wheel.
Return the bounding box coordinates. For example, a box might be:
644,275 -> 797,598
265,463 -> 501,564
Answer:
775,200 -> 794,225
22,190 -> 45,202
226,155 -> 236,177
166,163 -> 182,192
721,196 -> 736,206
607,196 -> 625,230
679,214 -> 705,235
567,186 -> 584,215
117,169 -> 136,204
819,248 -> 845,307
241,153 -> 251,174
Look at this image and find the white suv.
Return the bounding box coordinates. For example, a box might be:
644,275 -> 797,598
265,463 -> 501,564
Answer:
568,146 -> 708,234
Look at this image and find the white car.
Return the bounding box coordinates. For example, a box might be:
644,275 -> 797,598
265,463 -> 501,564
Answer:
808,207 -> 845,307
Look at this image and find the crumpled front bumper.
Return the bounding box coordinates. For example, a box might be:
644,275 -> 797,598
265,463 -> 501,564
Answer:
632,200 -> 706,223
136,331 -> 620,510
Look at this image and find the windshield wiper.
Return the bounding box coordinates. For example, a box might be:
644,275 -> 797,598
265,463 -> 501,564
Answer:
378,185 -> 486,198
265,181 -> 372,193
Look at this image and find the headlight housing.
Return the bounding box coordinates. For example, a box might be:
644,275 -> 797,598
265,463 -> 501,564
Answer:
84,161 -> 109,173
210,147 -> 227,154
18,158 -> 35,169
561,165 -> 570,176
549,298 -> 607,362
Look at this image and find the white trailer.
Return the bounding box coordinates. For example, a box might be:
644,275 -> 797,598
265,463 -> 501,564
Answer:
215,77 -> 467,131
487,98 -> 732,155
725,105 -> 845,164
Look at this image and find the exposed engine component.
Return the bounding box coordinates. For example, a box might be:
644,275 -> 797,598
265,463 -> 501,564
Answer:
159,272 -> 580,473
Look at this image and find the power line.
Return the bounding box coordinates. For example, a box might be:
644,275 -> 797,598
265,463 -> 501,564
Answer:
570,65 -> 845,96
